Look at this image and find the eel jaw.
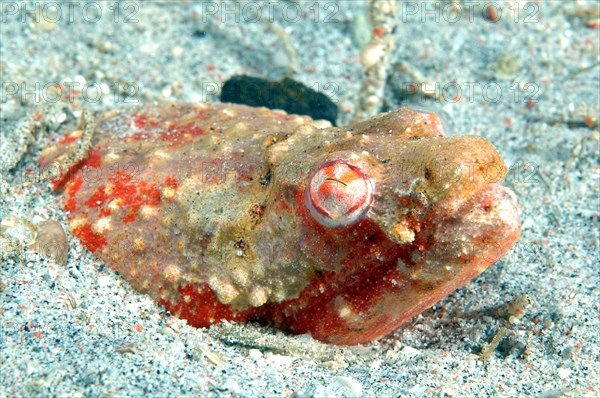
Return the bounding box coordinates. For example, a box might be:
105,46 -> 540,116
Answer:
324,183 -> 521,345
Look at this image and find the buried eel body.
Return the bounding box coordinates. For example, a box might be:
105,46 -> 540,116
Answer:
39,103 -> 520,345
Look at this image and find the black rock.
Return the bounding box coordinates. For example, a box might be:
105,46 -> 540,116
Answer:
220,75 -> 338,126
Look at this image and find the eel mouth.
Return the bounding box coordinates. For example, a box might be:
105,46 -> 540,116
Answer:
413,182 -> 521,273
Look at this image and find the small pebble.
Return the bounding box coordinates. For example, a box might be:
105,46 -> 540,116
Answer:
409,384 -> 427,397
401,346 -> 421,358
171,47 -> 184,58
97,274 -> 110,288
485,5 -> 500,22
34,220 -> 69,265
557,367 -> 572,379
248,349 -> 263,361
221,378 -> 240,393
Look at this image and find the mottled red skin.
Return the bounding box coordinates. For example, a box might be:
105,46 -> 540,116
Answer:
39,103 -> 521,345
165,182 -> 519,344
264,183 -> 518,343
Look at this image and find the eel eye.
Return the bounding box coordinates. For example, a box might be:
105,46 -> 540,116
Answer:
306,160 -> 373,227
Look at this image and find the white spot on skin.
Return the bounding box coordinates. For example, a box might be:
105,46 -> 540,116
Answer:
209,276 -> 240,304
92,217 -> 112,234
69,216 -> 88,230
220,108 -> 236,118
150,149 -> 172,161
107,198 -> 122,212
230,267 -> 249,286
248,286 -> 268,307
161,187 -> 176,201
334,296 -> 362,323
231,122 -> 248,133
163,264 -> 181,284
104,152 -> 121,162
134,237 -> 145,251
311,119 -> 332,129
392,220 -> 415,244
139,205 -> 159,219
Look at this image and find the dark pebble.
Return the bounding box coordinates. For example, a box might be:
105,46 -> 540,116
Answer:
220,75 -> 338,126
